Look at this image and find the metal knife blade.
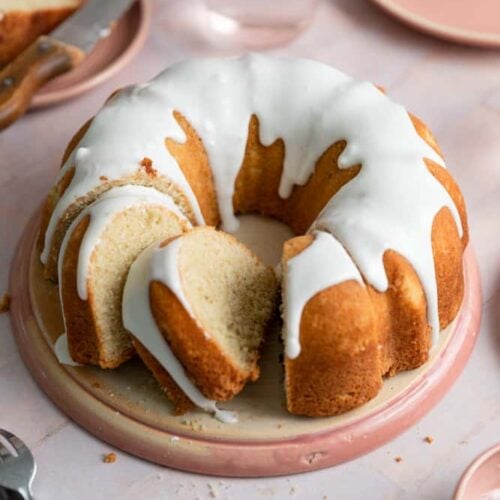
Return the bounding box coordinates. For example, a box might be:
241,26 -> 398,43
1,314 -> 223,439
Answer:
50,0 -> 136,53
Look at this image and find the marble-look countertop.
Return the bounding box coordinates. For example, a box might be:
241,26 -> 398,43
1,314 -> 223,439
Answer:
1,1 -> 499,498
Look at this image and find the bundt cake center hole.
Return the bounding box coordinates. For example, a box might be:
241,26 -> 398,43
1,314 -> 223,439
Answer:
230,214 -> 294,268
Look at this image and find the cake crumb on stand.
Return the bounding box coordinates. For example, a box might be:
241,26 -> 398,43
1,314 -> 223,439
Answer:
424,435 -> 434,444
207,482 -> 218,498
102,452 -> 117,463
0,293 -> 10,313
394,456 -> 403,463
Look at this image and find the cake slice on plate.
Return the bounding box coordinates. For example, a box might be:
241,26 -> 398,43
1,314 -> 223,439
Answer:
123,227 -> 279,419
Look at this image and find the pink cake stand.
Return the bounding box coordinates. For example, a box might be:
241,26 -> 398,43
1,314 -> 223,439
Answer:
9,212 -> 482,477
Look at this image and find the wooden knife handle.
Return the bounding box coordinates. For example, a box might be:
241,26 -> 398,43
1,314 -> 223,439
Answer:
0,35 -> 85,131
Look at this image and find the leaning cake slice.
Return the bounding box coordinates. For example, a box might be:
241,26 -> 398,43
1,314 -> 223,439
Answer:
123,227 -> 278,419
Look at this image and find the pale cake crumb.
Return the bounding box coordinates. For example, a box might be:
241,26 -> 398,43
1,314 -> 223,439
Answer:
207,482 -> 217,498
102,452 -> 117,463
181,418 -> 206,432
0,293 -> 10,313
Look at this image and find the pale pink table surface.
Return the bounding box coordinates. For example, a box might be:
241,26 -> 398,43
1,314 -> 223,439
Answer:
1,1 -> 499,499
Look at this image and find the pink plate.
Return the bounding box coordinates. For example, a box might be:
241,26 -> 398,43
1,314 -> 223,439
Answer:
371,0 -> 500,47
30,0 -> 151,108
9,212 -> 482,477
454,444 -> 500,500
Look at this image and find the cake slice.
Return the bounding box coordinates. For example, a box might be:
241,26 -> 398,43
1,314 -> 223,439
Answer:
0,0 -> 83,67
123,227 -> 279,419
58,185 -> 191,368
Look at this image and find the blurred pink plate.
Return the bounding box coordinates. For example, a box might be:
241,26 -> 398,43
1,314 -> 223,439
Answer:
455,444 -> 500,500
30,0 -> 150,108
371,0 -> 500,47
9,213 -> 482,477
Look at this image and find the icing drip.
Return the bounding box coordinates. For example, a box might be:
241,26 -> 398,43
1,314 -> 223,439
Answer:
58,185 -> 190,300
41,85 -> 205,264
284,231 -> 363,359
151,54 -> 460,345
151,237 -> 195,319
123,244 -> 237,423
54,333 -> 82,366
306,79 -> 463,345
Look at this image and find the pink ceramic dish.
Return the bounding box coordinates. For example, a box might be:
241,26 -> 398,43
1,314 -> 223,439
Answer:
455,444 -> 500,500
371,0 -> 500,47
8,211 -> 482,477
30,0 -> 151,108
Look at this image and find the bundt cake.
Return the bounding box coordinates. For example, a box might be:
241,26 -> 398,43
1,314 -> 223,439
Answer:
0,0 -> 83,67
123,227 -> 278,420
58,185 -> 191,368
41,54 -> 469,418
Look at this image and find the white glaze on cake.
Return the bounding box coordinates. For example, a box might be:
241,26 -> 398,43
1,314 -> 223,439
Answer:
58,185 -> 190,300
123,243 -> 237,423
40,85 -> 206,265
284,231 -> 364,359
48,54 -> 464,361
151,236 -> 195,319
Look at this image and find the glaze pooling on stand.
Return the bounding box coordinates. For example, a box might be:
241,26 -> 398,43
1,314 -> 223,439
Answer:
284,231 -> 364,359
47,54 -> 463,358
123,244 -> 237,423
58,185 -> 190,301
54,333 -> 82,366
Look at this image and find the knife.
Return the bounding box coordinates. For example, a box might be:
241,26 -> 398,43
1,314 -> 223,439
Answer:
0,0 -> 135,132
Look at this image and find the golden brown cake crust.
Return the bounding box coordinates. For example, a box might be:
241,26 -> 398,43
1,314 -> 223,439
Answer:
149,279 -> 260,402
165,112 -> 221,226
371,250 -> 431,376
132,338 -> 195,415
233,116 -> 361,234
280,115 -> 468,416
283,236 -> 382,417
59,215 -> 134,368
38,115 -> 88,263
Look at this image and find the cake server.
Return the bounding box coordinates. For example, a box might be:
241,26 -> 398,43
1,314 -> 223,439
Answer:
0,0 -> 135,132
